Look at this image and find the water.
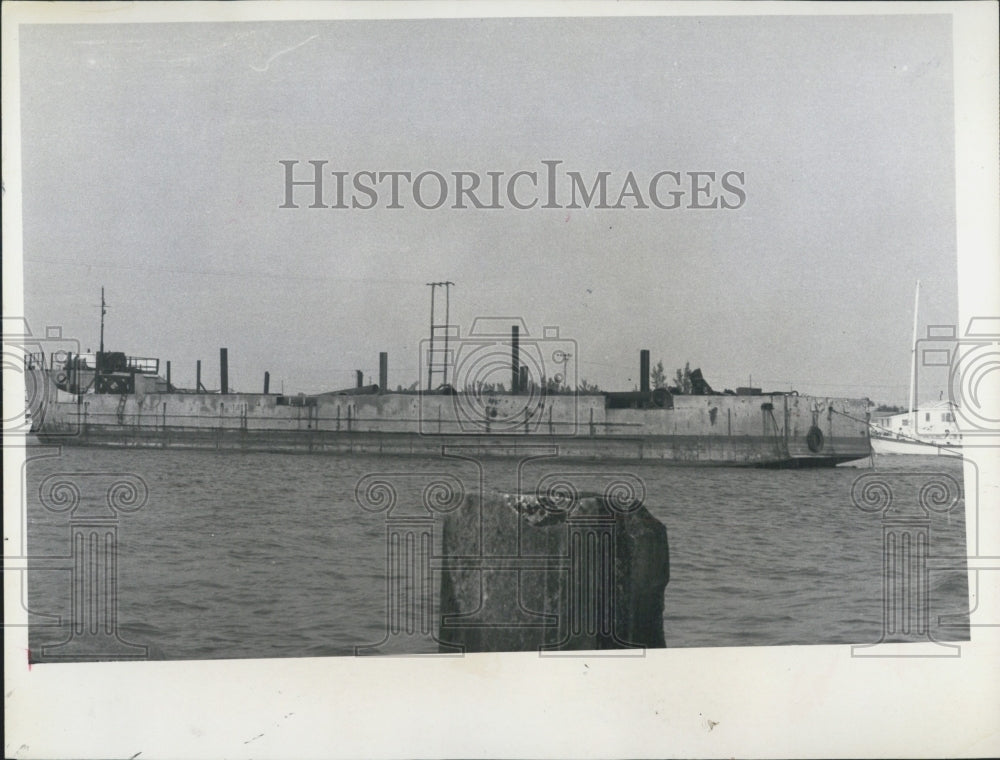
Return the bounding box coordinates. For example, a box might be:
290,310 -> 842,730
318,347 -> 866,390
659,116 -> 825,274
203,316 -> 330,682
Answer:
23,446 -> 970,660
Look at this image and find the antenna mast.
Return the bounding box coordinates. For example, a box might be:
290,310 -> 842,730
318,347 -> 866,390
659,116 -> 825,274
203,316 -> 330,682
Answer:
426,281 -> 455,390
908,279 -> 920,424
99,286 -> 107,369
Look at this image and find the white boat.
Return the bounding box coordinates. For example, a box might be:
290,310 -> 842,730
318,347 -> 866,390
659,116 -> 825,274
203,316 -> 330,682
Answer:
869,280 -> 962,457
870,400 -> 963,456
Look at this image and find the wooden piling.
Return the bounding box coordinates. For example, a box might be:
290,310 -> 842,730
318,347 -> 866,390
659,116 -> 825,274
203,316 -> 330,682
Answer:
438,492 -> 669,652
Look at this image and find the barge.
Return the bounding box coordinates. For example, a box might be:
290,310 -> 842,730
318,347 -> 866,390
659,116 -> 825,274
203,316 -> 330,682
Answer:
27,342 -> 872,467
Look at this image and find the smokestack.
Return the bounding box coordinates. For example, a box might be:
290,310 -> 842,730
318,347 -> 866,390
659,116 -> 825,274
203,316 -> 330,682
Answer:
356,370 -> 363,388
519,365 -> 528,392
263,371 -> 270,394
379,352 -> 388,391
511,325 -> 520,393
166,360 -> 172,391
196,360 -> 202,393
220,348 -> 229,394
640,349 -> 650,393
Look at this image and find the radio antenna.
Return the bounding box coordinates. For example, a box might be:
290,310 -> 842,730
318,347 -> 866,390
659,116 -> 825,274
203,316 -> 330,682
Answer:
99,286 -> 108,366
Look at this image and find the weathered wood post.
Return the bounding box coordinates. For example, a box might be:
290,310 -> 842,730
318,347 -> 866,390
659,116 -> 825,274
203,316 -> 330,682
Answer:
438,491 -> 669,652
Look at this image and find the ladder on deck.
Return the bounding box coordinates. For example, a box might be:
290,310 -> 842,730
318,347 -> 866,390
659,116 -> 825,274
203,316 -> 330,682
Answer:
426,281 -> 455,390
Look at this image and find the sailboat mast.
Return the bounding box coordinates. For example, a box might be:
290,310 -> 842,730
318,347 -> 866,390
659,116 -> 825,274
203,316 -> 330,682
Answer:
99,286 -> 106,357
908,279 -> 920,424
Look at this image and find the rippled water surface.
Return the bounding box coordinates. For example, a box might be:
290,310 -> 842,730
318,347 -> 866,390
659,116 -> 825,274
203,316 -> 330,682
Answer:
24,446 -> 970,660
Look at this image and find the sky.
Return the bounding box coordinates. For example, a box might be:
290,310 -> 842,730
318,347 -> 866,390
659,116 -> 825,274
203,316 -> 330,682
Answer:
17,14 -> 958,403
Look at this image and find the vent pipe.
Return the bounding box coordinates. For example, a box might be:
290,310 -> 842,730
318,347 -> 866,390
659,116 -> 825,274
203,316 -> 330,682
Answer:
220,348 -> 229,394
511,325 -> 520,393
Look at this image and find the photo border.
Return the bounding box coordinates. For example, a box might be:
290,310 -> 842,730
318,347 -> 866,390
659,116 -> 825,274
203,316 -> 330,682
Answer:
3,2 -> 998,758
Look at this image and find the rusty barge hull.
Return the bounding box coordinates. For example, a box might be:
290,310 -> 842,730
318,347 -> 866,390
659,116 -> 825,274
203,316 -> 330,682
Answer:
33,389 -> 872,467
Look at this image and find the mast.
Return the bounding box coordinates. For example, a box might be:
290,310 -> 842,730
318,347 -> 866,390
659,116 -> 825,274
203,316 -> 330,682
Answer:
442,281 -> 453,386
99,286 -> 107,372
426,282 -> 437,390
426,281 -> 454,390
908,279 -> 920,425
